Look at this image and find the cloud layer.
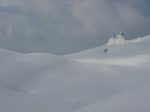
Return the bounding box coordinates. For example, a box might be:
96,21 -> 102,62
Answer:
0,0 -> 150,55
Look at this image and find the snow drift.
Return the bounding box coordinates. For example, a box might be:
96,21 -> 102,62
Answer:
0,35 -> 150,112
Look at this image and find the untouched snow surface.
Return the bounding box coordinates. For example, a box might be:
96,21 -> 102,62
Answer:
0,35 -> 150,112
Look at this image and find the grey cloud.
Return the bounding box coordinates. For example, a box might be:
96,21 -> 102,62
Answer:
0,0 -> 150,55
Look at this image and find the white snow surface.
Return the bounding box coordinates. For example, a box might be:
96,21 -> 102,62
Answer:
0,35 -> 150,112
106,36 -> 126,46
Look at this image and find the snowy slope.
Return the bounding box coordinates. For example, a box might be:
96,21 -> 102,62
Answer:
0,35 -> 150,112
66,35 -> 150,112
65,35 -> 150,66
73,87 -> 150,112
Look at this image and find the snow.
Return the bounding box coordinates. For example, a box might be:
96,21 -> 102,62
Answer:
74,55 -> 150,67
106,32 -> 126,46
73,87 -> 150,112
0,35 -> 150,112
106,36 -> 126,46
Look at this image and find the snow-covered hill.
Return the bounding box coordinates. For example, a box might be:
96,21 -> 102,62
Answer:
65,34 -> 150,59
0,35 -> 150,112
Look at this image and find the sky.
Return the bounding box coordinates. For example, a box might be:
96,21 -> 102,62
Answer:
0,0 -> 150,55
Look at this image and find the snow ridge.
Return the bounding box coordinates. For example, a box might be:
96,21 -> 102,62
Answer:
106,32 -> 127,46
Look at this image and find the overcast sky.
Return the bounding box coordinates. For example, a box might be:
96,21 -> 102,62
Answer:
0,0 -> 150,55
